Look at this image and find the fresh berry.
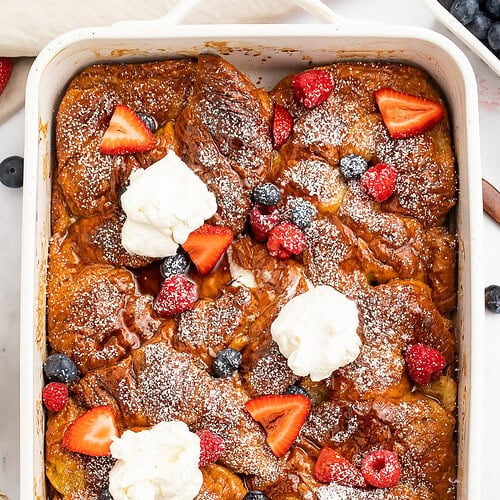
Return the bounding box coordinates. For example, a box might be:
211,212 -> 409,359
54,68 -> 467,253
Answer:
374,88 -> 445,139
62,406 -> 118,456
404,343 -> 447,385
182,224 -> 233,275
361,450 -> 401,488
439,0 -> 454,7
289,198 -> 314,230
272,104 -> 293,149
267,223 -> 307,259
245,394 -> 310,457
314,447 -> 366,488
252,183 -> 282,206
98,490 -> 112,500
213,348 -> 242,378
42,382 -> 69,412
292,69 -> 334,109
160,252 -> 190,280
43,353 -> 78,383
0,57 -> 13,95
339,154 -> 369,180
249,205 -> 281,242
487,22 -> 500,50
360,163 -> 397,203
244,491 -> 269,500
451,0 -> 479,25
485,285 -> 500,313
196,430 -> 225,466
136,111 -> 158,133
467,11 -> 492,39
154,274 -> 197,317
486,0 -> 500,16
0,156 -> 24,188
100,105 -> 155,155
284,385 -> 310,399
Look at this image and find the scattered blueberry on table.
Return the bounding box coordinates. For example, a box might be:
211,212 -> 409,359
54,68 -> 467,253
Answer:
0,155 -> 24,188
485,285 -> 500,313
442,0 -> 500,56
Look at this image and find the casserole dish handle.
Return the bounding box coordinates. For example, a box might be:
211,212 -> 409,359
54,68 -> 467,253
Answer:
112,0 -> 343,29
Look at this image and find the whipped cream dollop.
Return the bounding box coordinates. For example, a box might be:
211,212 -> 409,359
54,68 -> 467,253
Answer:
121,150 -> 217,258
270,285 -> 361,381
109,421 -> 203,500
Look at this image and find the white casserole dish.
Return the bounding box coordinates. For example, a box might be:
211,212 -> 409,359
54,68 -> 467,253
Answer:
20,1 -> 484,498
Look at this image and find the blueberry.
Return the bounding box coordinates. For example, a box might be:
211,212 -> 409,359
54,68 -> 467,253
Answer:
289,198 -> 314,230
43,353 -> 78,383
485,285 -> 500,313
136,112 -> 158,133
485,0 -> 500,16
0,156 -> 24,188
451,0 -> 479,24
339,154 -> 369,180
487,22 -> 500,50
284,384 -> 310,398
439,0 -> 455,7
213,348 -> 242,378
98,490 -> 113,500
244,491 -> 268,500
252,183 -> 282,206
467,11 -> 492,38
160,252 -> 190,279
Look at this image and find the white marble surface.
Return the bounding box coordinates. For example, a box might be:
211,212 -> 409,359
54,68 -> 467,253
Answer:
0,0 -> 498,498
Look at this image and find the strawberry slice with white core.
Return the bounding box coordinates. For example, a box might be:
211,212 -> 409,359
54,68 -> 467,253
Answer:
374,88 -> 444,139
182,224 -> 233,276
100,104 -> 155,154
245,394 -> 310,457
62,406 -> 118,456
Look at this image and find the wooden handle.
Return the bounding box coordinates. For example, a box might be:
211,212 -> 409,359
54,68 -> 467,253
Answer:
483,178 -> 500,224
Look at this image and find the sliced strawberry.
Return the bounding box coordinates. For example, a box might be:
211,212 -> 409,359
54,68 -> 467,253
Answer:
272,104 -> 293,149
374,88 -> 444,139
62,406 -> 118,456
0,58 -> 13,96
182,224 -> 233,275
245,394 -> 310,457
100,104 -> 155,155
314,447 -> 367,488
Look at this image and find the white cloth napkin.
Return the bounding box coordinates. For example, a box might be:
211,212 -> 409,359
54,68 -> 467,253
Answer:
0,0 -> 298,123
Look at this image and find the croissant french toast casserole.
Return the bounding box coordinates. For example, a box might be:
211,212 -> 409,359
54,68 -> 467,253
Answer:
44,53 -> 458,500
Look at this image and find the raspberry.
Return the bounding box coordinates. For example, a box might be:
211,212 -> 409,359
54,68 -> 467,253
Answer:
42,382 -> 69,412
267,222 -> 306,259
153,274 -> 197,317
292,69 -> 334,109
360,163 -> 397,202
249,205 -> 281,243
404,343 -> 447,385
196,430 -> 225,466
272,104 -> 293,149
361,449 -> 401,488
314,447 -> 366,488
